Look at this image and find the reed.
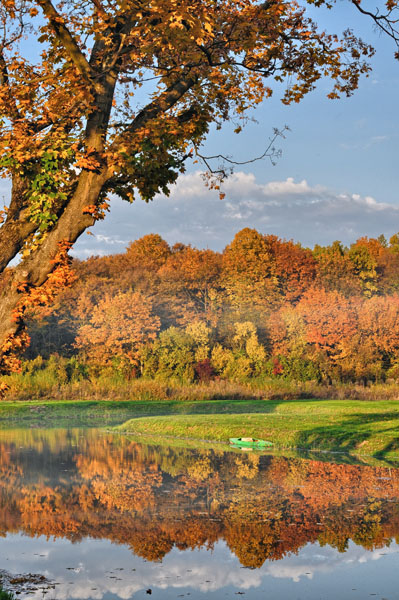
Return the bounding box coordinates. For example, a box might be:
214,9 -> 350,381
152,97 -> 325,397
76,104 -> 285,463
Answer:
4,369 -> 399,403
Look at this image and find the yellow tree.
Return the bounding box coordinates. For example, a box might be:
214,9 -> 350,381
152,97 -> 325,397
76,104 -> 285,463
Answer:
222,228 -> 278,315
0,0 -> 374,371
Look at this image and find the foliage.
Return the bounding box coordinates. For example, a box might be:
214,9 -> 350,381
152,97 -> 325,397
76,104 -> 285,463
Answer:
194,358 -> 215,382
5,228 -> 399,391
75,290 -> 160,373
222,228 -> 278,312
141,327 -> 196,382
0,0 -> 378,369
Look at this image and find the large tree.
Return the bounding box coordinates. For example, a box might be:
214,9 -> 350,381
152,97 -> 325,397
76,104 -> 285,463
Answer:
0,0 -> 377,371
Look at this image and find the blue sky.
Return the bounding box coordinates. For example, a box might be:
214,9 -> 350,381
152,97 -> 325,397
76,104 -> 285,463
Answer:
74,2 -> 399,258
14,1 -> 399,258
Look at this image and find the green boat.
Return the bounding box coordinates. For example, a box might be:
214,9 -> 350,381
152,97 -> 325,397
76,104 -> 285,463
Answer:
229,437 -> 273,448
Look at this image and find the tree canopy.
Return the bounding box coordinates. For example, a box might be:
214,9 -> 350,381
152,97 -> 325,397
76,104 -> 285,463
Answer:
0,0 -> 391,372
12,229 -> 399,386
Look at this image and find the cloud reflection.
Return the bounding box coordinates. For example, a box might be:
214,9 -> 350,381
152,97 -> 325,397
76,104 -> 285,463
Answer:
1,535 -> 398,600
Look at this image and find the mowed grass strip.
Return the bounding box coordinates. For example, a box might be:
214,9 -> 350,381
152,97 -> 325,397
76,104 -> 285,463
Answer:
0,398 -> 276,429
116,399 -> 399,458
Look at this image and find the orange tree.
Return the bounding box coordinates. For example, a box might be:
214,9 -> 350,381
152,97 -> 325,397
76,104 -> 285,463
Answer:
0,0 -> 374,372
75,290 -> 160,373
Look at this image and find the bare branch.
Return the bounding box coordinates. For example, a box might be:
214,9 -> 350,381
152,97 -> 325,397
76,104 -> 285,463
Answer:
196,126 -> 290,179
350,0 -> 399,52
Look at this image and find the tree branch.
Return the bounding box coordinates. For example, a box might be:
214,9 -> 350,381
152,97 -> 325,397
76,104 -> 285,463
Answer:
0,51 -> 21,122
124,75 -> 198,136
350,0 -> 399,49
196,126 -> 289,179
36,0 -> 95,83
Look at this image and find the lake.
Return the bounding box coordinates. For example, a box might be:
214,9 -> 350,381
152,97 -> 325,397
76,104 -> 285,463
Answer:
0,427 -> 398,599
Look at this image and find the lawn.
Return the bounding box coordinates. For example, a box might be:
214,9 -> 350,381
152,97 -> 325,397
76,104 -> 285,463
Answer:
115,399 -> 399,459
0,397 -> 278,428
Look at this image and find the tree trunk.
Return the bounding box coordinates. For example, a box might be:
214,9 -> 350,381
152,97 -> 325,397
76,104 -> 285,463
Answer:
0,175 -> 39,273
0,168 -> 109,356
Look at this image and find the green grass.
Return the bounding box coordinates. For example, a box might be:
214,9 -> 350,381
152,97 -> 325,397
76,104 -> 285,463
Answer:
0,397 -> 279,429
3,395 -> 399,460
115,399 -> 399,459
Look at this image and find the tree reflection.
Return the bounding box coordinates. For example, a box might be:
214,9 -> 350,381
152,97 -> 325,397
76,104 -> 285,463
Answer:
0,429 -> 399,568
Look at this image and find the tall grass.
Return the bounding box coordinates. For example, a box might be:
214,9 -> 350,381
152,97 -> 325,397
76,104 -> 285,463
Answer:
4,363 -> 399,403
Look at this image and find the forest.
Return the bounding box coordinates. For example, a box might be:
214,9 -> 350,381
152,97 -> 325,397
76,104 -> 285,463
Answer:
10,226 -> 399,389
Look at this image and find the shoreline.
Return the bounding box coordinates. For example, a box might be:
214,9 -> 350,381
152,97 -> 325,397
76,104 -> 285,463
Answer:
114,399 -> 399,460
1,394 -> 398,460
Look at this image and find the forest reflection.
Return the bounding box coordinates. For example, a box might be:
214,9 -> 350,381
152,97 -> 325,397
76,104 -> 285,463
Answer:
1,428 -> 399,569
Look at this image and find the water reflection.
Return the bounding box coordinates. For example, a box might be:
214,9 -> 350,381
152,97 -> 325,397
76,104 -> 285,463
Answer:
0,428 -> 399,598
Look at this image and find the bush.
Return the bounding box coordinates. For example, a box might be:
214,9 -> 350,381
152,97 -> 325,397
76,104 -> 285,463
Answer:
279,355 -> 321,382
142,327 -> 196,383
194,358 -> 215,382
65,356 -> 89,382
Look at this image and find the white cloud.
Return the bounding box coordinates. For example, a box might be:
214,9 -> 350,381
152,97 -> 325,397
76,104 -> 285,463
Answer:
94,234 -> 128,245
340,134 -> 389,151
72,171 -> 399,258
165,172 -> 316,201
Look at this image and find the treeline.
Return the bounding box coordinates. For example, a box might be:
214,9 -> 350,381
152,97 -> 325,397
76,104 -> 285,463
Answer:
23,228 -> 399,384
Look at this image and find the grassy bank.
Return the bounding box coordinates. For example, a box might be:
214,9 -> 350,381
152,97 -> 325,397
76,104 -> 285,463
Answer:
0,397 -> 283,429
115,399 -> 399,459
2,395 -> 399,460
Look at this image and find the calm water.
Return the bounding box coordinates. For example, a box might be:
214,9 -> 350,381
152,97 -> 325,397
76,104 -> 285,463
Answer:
0,428 -> 399,599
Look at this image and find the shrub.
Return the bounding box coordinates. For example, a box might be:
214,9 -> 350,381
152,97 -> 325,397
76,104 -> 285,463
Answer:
194,358 -> 215,382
